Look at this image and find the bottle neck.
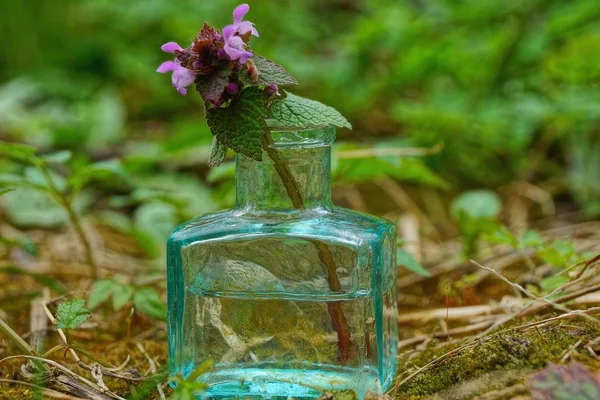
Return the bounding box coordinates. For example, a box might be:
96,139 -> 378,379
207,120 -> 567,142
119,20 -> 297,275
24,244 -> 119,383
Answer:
234,145 -> 333,212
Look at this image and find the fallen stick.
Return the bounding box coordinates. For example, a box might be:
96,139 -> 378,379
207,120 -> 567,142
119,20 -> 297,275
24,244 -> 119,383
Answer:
398,320 -> 495,350
399,305 -> 498,324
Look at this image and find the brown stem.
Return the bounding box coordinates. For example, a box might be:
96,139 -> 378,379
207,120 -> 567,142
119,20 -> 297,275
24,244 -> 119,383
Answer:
262,133 -> 352,364
262,134 -> 304,209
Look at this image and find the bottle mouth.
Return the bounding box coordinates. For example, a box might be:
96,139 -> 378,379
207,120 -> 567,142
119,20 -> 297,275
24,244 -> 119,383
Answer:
266,124 -> 336,149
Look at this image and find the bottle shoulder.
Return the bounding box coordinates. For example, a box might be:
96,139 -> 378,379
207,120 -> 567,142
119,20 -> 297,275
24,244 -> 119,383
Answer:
168,207 -> 395,248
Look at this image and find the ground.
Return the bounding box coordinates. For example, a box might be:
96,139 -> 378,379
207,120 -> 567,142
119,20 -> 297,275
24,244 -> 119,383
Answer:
1,218 -> 600,399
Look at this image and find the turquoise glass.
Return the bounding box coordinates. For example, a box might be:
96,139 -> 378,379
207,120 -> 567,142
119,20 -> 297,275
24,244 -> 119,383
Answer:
167,127 -> 398,399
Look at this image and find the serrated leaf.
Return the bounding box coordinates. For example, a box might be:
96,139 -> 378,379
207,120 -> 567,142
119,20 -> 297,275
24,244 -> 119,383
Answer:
55,299 -> 90,330
134,287 -> 167,320
270,91 -> 352,130
196,67 -> 231,106
206,87 -> 268,161
208,136 -> 227,168
112,284 -> 134,310
88,279 -> 118,310
251,55 -> 298,87
397,249 -> 431,277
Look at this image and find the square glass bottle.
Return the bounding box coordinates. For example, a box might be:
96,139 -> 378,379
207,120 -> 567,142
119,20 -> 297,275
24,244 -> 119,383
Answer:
167,127 -> 398,399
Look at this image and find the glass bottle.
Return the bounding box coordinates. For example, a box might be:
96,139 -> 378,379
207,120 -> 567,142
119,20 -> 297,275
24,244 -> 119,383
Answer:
167,126 -> 398,399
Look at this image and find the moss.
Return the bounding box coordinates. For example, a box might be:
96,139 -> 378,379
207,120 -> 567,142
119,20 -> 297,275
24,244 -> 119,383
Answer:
395,319 -> 600,398
0,384 -> 34,399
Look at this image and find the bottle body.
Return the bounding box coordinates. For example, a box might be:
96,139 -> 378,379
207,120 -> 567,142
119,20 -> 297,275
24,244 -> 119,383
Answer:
167,128 -> 398,399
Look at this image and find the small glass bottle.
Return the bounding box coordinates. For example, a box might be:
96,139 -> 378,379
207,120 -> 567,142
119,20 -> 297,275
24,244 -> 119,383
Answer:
167,126 -> 397,399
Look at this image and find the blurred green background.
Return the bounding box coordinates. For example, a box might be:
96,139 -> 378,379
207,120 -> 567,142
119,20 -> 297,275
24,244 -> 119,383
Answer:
1,0 -> 599,257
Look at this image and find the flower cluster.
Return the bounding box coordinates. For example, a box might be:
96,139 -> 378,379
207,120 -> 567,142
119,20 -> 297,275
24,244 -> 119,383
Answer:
156,4 -> 258,101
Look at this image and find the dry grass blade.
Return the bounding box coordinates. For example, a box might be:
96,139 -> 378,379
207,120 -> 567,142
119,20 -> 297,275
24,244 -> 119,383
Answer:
0,355 -> 126,400
515,307 -> 600,331
469,260 -> 600,327
398,320 -> 495,349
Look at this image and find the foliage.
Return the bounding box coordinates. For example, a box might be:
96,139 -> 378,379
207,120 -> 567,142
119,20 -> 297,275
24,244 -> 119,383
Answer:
0,1 -> 600,397
397,248 -> 430,277
88,279 -> 167,320
168,360 -> 212,400
450,189 -> 502,256
134,287 -> 168,320
270,91 -> 352,130
88,278 -> 134,311
55,299 -> 91,330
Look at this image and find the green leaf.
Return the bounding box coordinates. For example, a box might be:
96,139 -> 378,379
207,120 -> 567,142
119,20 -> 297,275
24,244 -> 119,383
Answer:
187,360 -> 213,382
540,275 -> 570,292
88,279 -> 117,310
207,136 -> 227,168
250,55 -> 298,87
520,230 -> 543,248
0,188 -> 14,196
55,299 -> 90,330
134,287 -> 167,320
3,188 -> 69,228
206,161 -> 235,183
125,369 -> 168,400
112,284 -> 134,311
270,91 -> 352,130
485,225 -> 519,248
0,173 -> 49,191
397,249 -> 431,277
133,201 -> 178,256
42,150 -> 72,164
0,141 -> 39,164
69,159 -> 128,194
538,240 -> 580,268
196,67 -> 231,106
206,87 -> 268,161
450,190 -> 502,220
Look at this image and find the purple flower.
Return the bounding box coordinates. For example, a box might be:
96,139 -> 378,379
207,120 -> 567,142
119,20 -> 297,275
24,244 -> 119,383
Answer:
223,4 -> 259,41
161,42 -> 183,53
157,60 -> 196,96
157,41 -> 197,95
224,36 -> 253,64
266,83 -> 280,96
222,4 -> 258,64
226,83 -> 239,95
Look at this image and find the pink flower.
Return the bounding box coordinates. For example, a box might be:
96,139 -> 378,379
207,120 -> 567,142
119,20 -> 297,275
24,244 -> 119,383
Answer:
157,42 -> 196,95
224,36 -> 253,64
161,42 -> 183,53
223,4 -> 259,41
222,4 -> 258,64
